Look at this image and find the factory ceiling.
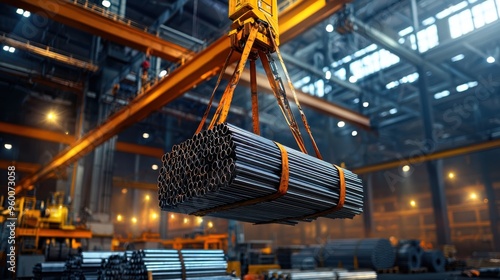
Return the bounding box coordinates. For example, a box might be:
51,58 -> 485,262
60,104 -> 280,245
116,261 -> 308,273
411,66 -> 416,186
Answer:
0,0 -> 499,190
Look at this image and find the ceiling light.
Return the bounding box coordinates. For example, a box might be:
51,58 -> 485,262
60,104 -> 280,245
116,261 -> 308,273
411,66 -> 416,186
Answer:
402,165 -> 410,172
434,90 -> 450,99
8,47 -> 15,53
469,192 -> 477,200
325,70 -> 332,80
398,26 -> 414,37
353,98 -> 359,104
145,194 -> 150,201
117,214 -> 123,222
337,121 -> 345,128
410,200 -> 416,207
3,46 -> 9,51
4,143 -> 12,150
351,130 -> 358,136
131,217 -> 137,224
121,188 -> 127,194
325,24 -> 334,33
47,111 -> 57,121
159,69 -> 168,77
451,54 -> 465,62
207,221 -> 214,228
487,56 -> 495,63
151,212 -> 158,220
23,11 -> 31,17
102,0 -> 111,8
151,164 -> 158,170
456,83 -> 469,92
142,132 -> 150,139
398,38 -> 405,44
16,8 -> 24,15
389,108 -> 398,114
349,76 -> 357,83
448,172 -> 455,179
362,102 -> 369,108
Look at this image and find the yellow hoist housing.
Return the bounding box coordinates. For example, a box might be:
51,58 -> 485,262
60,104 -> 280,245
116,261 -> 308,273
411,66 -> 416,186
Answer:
229,0 -> 279,48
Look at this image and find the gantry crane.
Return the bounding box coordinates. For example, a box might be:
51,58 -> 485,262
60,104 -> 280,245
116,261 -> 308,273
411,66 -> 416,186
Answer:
197,0 -> 323,160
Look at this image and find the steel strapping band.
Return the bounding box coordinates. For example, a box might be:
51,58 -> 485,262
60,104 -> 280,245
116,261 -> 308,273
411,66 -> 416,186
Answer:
191,141 -> 289,216
255,164 -> 346,224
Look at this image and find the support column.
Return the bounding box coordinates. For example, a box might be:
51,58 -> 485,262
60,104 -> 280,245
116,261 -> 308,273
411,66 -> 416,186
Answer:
411,0 -> 451,246
479,152 -> 500,251
363,174 -> 373,238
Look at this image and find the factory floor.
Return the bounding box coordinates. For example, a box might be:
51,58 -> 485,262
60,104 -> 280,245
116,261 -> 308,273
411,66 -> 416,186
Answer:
378,272 -> 499,280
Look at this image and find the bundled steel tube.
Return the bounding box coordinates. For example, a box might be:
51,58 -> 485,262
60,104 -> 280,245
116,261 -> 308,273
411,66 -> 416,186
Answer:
322,238 -> 395,270
266,269 -> 376,279
422,250 -> 445,272
33,262 -> 66,280
396,243 -> 421,271
158,123 -> 363,224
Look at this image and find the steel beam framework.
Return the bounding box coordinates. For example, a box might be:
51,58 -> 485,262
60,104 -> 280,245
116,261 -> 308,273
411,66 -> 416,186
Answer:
11,0 -> 361,192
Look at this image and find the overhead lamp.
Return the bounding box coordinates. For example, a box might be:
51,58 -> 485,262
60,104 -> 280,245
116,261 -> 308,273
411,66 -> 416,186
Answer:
402,165 -> 410,172
410,200 -> 416,207
389,108 -> 398,114
207,221 -> 214,228
16,8 -> 24,15
145,194 -> 150,201
351,130 -> 358,137
152,164 -> 159,170
349,76 -> 357,83
121,188 -> 128,194
47,111 -> 57,122
3,46 -> 9,51
23,11 -> 31,17
448,172 -> 455,179
362,102 -> 369,108
102,0 -> 111,8
117,214 -> 123,222
151,212 -> 158,220
324,70 -> 332,80
486,56 -> 495,63
142,132 -> 150,139
131,217 -> 137,224
159,70 -> 168,77
325,24 -> 334,33
4,143 -> 12,150
337,121 -> 345,128
8,47 -> 15,53
469,192 -> 477,200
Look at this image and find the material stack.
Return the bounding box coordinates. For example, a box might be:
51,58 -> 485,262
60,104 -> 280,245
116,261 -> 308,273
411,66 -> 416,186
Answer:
322,238 -> 395,270
158,123 -> 363,225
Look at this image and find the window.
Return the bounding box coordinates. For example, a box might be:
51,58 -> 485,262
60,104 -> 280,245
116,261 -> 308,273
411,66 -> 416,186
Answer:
417,25 -> 439,52
449,9 -> 474,38
497,0 -> 500,16
334,68 -> 346,80
471,0 -> 498,28
349,49 -> 399,80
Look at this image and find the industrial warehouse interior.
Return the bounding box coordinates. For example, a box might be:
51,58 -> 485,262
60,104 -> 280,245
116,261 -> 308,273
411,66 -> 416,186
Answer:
1,0 -> 500,279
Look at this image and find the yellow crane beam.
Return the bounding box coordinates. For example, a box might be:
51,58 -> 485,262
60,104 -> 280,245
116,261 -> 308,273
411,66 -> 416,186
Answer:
0,122 -> 163,158
351,138 -> 500,175
2,0 -> 194,63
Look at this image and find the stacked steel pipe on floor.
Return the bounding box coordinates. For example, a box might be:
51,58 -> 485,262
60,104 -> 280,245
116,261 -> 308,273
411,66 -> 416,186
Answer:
267,269 -> 377,279
422,250 -> 446,272
158,123 -> 363,224
322,238 -> 395,270
395,240 -> 423,271
33,262 -> 66,280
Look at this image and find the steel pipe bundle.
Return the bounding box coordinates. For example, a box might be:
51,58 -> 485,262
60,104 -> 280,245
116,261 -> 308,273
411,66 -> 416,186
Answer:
158,123 -> 363,224
422,250 -> 445,272
291,246 -> 321,270
322,238 -> 395,270
121,249 -> 231,280
33,262 -> 66,280
267,269 -> 376,279
395,244 -> 421,271
65,251 -> 124,280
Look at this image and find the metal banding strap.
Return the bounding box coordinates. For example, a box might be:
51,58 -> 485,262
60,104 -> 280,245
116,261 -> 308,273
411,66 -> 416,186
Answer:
255,164 -> 346,224
191,141 -> 289,216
